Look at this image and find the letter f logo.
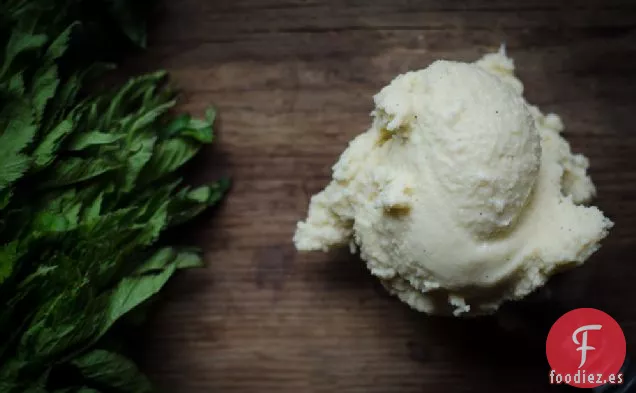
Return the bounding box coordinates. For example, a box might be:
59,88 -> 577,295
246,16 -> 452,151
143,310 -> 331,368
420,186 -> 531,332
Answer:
572,324 -> 602,368
546,308 -> 625,388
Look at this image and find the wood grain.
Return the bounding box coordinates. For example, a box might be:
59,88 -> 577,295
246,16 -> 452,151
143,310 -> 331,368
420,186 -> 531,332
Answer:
130,1 -> 636,392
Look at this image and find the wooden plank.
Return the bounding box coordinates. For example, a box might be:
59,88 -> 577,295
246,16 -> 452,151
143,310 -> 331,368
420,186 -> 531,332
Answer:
147,0 -> 636,43
132,0 -> 636,392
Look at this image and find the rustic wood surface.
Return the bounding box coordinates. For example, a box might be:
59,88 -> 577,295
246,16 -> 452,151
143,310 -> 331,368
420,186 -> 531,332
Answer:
128,1 -> 636,392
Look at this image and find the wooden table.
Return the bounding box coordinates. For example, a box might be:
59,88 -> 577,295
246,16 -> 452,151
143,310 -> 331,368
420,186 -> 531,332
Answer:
132,1 -> 636,392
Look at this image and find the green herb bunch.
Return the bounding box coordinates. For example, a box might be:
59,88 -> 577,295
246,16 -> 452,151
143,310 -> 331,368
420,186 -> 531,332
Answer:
0,1 -> 229,392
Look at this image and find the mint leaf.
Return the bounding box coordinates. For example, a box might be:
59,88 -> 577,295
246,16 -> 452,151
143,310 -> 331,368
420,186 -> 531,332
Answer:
139,138 -> 199,184
0,152 -> 29,191
0,241 -> 18,285
163,107 -> 215,143
129,100 -> 176,134
161,113 -> 191,138
1,31 -> 47,77
68,131 -> 124,151
0,187 -> 12,210
81,192 -> 104,222
103,71 -> 167,126
41,158 -> 120,188
168,178 -> 230,226
0,3 -> 230,392
105,262 -> 177,328
33,118 -> 74,168
45,23 -> 76,61
174,250 -> 204,269
134,248 -> 176,275
71,350 -> 153,393
0,101 -> 37,190
5,72 -> 25,95
31,63 -> 60,123
19,288 -> 105,360
121,135 -> 156,192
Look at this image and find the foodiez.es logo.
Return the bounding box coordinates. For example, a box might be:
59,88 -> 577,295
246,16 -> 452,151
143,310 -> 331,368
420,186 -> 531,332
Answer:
546,308 -> 626,388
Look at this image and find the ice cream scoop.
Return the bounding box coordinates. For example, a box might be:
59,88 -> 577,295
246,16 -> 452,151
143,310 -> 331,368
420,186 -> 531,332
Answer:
293,46 -> 613,316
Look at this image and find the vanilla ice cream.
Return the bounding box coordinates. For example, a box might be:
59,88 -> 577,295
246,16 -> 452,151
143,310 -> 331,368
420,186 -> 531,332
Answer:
293,47 -> 613,316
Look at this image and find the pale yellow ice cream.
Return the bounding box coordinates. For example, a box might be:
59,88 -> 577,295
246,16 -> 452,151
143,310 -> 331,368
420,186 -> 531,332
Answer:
293,47 -> 613,316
